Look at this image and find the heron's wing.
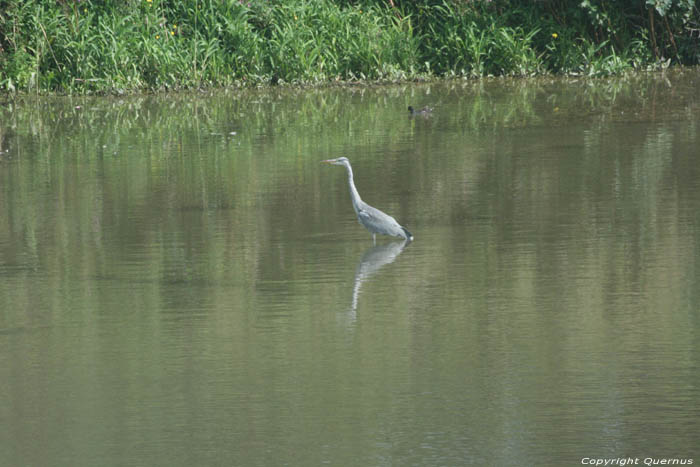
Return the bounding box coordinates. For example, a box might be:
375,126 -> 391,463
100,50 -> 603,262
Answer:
357,204 -> 404,237
357,209 -> 373,222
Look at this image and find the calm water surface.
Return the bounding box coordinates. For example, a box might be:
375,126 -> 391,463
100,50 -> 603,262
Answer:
1,70 -> 699,466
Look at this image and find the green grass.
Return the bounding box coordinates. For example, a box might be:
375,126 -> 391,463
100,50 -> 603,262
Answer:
0,0 -> 698,94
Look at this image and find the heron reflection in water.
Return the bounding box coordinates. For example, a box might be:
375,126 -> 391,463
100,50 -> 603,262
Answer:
321,157 -> 413,244
349,240 -> 409,320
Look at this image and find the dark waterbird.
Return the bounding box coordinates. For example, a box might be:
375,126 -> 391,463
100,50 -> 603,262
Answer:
408,105 -> 433,115
322,157 -> 413,243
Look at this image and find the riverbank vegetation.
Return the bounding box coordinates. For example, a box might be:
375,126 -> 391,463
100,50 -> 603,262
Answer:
1,0 -> 698,93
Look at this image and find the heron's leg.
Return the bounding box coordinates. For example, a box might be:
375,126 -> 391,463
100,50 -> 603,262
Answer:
373,234 -> 376,245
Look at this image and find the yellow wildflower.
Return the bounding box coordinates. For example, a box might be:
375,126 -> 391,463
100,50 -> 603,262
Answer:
552,33 -> 558,39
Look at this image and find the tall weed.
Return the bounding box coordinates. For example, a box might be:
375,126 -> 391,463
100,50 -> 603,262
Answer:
1,0 -> 698,93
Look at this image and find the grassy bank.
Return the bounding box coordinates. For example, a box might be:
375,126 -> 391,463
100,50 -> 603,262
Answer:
1,0 -> 698,94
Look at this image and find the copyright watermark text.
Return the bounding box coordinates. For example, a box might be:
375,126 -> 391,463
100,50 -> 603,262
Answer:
581,458 -> 694,466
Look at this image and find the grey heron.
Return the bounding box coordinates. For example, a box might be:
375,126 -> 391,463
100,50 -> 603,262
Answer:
322,157 -> 413,243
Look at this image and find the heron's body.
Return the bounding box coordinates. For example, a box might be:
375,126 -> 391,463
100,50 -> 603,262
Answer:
322,157 -> 413,243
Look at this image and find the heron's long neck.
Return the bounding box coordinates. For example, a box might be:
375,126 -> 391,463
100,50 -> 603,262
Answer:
344,164 -> 362,213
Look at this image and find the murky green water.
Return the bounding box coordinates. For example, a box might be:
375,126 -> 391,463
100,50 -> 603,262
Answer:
1,70 -> 699,466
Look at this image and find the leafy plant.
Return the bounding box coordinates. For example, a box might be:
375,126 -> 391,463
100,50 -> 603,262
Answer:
0,0 -> 698,93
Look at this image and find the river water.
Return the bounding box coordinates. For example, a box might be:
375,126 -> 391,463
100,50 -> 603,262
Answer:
1,70 -> 699,466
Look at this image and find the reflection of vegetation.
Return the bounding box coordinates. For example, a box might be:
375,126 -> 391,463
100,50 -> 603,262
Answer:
0,73 -> 696,313
0,0 -> 698,92
1,75 -> 699,465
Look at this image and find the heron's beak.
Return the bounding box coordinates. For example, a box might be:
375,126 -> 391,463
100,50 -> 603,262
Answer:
321,159 -> 334,164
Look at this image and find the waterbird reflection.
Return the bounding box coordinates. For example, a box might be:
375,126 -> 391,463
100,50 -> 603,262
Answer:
347,240 -> 409,321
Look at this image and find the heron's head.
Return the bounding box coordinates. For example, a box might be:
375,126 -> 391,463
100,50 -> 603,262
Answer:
321,157 -> 350,167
